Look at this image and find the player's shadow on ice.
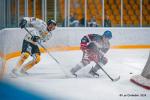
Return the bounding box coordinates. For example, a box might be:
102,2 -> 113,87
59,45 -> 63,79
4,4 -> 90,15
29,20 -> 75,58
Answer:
23,72 -> 105,79
27,73 -> 67,79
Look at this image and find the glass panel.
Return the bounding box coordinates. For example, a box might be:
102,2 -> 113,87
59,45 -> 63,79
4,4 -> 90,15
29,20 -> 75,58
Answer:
0,0 -> 6,29
105,0 -> 121,27
78,0 -> 85,27
142,0 -> 150,27
28,0 -> 34,17
1,0 -> 150,28
6,0 -> 18,28
47,0 -> 54,20
19,0 -> 25,18
87,0 -> 102,27
123,0 -> 140,27
57,0 -> 65,27
95,0 -> 103,27
69,0 -> 84,27
36,0 -> 42,19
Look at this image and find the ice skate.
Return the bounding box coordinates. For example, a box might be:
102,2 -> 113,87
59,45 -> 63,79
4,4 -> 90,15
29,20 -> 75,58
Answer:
20,68 -> 29,76
11,69 -> 20,77
72,73 -> 78,77
70,69 -> 78,77
70,64 -> 82,78
89,68 -> 99,78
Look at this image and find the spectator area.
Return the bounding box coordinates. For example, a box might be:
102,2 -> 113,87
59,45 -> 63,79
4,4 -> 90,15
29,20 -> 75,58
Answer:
59,0 -> 150,27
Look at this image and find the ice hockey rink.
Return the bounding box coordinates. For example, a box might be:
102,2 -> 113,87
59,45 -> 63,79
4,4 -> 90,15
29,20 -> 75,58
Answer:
3,49 -> 150,100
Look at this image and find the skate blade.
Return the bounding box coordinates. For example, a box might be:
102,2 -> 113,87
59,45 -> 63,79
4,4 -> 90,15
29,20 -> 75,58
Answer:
86,74 -> 100,78
65,74 -> 77,78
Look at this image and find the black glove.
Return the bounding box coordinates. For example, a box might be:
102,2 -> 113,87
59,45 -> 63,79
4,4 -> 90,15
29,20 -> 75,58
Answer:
19,19 -> 27,28
87,42 -> 99,52
31,36 -> 40,42
87,42 -> 97,50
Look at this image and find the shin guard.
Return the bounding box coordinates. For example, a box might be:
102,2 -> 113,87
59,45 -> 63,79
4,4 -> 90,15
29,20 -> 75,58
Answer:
22,53 -> 40,72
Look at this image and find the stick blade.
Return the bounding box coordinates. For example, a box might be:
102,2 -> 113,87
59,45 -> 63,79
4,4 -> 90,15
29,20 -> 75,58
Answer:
112,76 -> 120,82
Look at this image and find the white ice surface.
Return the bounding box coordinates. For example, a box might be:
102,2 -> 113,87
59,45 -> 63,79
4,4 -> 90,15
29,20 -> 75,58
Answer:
4,49 -> 150,100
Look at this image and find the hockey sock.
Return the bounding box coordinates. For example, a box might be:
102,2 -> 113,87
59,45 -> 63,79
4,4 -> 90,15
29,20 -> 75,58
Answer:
21,54 -> 40,72
92,64 -> 101,72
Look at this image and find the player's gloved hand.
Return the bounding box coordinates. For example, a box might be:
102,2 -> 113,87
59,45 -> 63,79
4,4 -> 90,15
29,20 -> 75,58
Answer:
87,42 -> 97,50
86,42 -> 98,53
31,36 -> 40,42
19,19 -> 27,28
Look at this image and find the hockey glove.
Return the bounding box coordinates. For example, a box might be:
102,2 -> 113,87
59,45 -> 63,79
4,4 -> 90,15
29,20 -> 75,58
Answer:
31,36 -> 40,42
87,42 -> 99,52
19,19 -> 27,28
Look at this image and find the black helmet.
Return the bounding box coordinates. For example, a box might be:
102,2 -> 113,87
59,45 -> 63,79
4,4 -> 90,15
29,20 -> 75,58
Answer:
47,19 -> 56,26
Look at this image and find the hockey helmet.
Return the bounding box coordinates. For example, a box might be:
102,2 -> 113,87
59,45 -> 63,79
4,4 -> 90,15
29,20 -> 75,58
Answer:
103,30 -> 112,39
47,19 -> 56,26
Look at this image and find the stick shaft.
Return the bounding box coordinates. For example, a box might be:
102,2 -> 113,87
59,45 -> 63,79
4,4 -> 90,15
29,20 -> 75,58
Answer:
97,64 -> 114,81
24,27 -> 60,64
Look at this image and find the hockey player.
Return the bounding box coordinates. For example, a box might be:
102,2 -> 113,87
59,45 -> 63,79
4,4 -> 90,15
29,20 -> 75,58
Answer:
12,17 -> 56,76
70,30 -> 112,77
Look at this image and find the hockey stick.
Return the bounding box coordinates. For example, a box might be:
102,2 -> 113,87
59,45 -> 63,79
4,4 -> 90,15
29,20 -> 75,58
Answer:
86,35 -> 120,81
37,43 -> 60,64
97,64 -> 120,82
24,27 -> 60,64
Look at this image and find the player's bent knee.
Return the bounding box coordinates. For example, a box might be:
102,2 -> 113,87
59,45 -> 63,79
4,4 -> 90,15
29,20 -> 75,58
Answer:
34,54 -> 40,64
22,52 -> 30,60
81,59 -> 90,67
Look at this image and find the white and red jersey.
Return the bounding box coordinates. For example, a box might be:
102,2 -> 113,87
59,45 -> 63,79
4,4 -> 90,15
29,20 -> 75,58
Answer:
80,34 -> 110,64
80,34 -> 110,54
23,17 -> 52,44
